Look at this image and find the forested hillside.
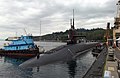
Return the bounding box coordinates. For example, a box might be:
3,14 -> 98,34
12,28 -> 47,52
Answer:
33,28 -> 113,42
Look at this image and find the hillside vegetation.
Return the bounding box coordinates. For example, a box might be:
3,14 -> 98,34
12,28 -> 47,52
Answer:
33,28 -> 112,42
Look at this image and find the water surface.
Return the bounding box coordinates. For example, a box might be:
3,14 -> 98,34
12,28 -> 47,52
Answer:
0,41 -> 95,78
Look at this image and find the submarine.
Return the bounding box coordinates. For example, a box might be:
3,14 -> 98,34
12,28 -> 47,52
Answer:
19,10 -> 98,68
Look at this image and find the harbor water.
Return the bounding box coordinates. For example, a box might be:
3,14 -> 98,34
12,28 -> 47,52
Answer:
0,41 -> 96,78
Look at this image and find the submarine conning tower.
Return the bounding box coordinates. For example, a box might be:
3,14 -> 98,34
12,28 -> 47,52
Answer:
67,9 -> 77,45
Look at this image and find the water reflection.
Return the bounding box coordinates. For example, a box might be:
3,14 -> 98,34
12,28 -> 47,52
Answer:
37,66 -> 40,72
67,60 -> 77,78
3,56 -> 29,65
0,42 -> 96,78
0,56 -> 34,78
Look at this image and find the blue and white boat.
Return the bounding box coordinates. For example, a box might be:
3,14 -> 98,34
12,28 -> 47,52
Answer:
0,35 -> 41,58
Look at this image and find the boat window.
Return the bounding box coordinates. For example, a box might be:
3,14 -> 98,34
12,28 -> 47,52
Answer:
30,36 -> 32,39
16,46 -> 18,50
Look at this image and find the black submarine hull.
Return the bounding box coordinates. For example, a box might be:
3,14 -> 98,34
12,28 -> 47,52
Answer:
20,42 -> 98,68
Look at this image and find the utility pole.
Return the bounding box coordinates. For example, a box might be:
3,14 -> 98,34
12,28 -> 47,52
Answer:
39,21 -> 41,41
16,32 -> 17,37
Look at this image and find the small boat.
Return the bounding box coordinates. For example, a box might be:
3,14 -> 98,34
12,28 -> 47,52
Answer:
92,44 -> 103,57
0,35 -> 42,58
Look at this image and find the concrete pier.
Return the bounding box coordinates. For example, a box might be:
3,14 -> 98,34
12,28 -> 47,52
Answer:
83,47 -> 120,78
104,47 -> 119,78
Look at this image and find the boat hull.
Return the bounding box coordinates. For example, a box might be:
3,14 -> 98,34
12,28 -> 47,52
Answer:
0,49 -> 40,58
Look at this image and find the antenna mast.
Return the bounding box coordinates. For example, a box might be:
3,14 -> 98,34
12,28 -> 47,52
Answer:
70,19 -> 72,28
24,28 -> 27,35
72,9 -> 75,29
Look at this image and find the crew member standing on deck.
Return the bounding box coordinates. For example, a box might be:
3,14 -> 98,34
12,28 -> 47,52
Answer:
117,37 -> 120,48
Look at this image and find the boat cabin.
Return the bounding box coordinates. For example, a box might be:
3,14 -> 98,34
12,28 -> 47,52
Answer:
4,35 -> 36,50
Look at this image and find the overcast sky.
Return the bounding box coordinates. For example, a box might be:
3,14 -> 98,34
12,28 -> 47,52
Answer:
0,0 -> 117,39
